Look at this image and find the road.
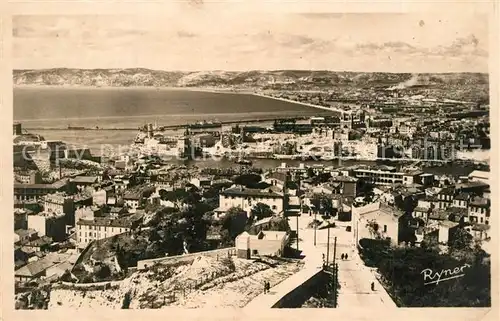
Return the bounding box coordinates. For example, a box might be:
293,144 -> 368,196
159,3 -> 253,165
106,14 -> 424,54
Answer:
290,214 -> 397,308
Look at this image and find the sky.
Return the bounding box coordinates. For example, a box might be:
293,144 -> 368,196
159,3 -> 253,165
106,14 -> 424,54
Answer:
12,11 -> 489,73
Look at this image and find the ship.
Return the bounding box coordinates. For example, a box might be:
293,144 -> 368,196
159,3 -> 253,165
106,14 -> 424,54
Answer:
235,158 -> 252,166
273,154 -> 296,160
187,120 -> 222,130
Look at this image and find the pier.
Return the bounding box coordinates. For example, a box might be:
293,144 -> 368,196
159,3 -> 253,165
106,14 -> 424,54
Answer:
24,115 -> 311,132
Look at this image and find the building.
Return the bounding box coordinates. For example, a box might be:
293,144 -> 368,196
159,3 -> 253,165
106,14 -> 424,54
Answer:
43,193 -> 76,226
13,122 -> 23,136
437,187 -> 455,209
190,176 -> 214,189
329,175 -> 357,197
71,176 -> 99,192
14,228 -> 39,244
14,171 -> 43,185
14,179 -> 69,202
27,211 -> 66,242
123,190 -> 144,209
468,170 -> 490,185
352,166 -> 404,185
14,209 -> 31,230
219,186 -> 285,216
453,193 -> 471,208
468,197 -> 490,225
75,214 -> 143,249
355,205 -> 401,246
235,230 -> 288,259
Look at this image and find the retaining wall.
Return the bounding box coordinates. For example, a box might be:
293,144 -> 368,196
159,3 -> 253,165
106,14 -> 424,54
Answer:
136,247 -> 236,270
271,269 -> 328,308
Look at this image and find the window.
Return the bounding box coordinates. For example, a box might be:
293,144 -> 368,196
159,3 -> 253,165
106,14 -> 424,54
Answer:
480,217 -> 483,223
253,250 -> 258,255
383,225 -> 387,233
272,205 -> 277,210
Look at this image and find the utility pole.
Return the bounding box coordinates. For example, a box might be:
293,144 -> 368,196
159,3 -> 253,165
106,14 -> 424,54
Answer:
333,236 -> 338,308
326,227 -> 330,267
314,211 -> 317,246
296,214 -> 299,251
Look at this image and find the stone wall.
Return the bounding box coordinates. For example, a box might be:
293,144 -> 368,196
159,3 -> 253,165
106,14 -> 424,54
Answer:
136,247 -> 236,270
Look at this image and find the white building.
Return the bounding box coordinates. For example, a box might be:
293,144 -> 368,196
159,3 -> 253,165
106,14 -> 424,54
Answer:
28,211 -> 66,242
75,214 -> 142,249
218,186 -> 284,216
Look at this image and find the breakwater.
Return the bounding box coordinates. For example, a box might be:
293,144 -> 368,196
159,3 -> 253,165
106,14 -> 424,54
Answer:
24,115 -> 308,131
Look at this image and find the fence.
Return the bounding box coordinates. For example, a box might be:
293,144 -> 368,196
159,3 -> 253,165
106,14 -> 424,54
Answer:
136,247 -> 236,270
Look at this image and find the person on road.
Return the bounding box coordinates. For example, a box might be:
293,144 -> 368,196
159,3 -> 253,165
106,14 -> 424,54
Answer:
345,253 -> 348,260
264,281 -> 268,294
371,282 -> 375,291
341,253 -> 345,260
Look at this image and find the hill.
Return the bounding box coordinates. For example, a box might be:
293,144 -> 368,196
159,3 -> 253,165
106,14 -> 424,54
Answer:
13,69 -> 489,91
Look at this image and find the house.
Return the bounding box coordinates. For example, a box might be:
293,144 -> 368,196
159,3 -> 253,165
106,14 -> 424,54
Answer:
468,170 -> 490,185
235,230 -> 288,259
437,187 -> 455,209
417,195 -> 439,210
468,197 -> 490,225
21,235 -> 53,252
438,220 -> 461,244
329,175 -> 357,197
219,186 -> 284,216
14,209 -> 31,230
43,193 -> 77,226
190,175 -> 214,189
264,171 -> 288,189
71,176 -> 99,192
14,229 -> 39,244
355,205 -> 402,246
453,193 -> 470,208
27,211 -> 67,242
123,190 -> 144,209
75,213 -> 143,249
14,252 -> 76,282
402,170 -> 424,186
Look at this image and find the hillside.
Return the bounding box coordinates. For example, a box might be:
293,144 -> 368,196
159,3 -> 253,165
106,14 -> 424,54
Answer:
13,69 -> 489,91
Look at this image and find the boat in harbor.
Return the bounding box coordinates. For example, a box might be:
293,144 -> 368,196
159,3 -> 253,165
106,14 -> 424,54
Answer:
273,154 -> 296,160
187,120 -> 222,130
235,158 -> 252,166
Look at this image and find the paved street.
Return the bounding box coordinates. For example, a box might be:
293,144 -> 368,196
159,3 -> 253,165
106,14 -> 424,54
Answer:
291,215 -> 397,308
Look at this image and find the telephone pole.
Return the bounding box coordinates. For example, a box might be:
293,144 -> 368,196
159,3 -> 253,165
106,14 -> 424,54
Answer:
326,227 -> 330,267
296,214 -> 299,252
333,236 -> 338,308
314,211 -> 317,246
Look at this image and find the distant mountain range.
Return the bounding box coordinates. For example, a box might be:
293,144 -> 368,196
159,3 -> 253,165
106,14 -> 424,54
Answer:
13,68 -> 489,90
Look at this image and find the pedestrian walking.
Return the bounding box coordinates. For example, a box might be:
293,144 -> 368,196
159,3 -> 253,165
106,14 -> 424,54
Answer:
341,253 -> 344,260
266,281 -> 271,293
264,281 -> 267,294
345,253 -> 348,260
371,282 -> 375,291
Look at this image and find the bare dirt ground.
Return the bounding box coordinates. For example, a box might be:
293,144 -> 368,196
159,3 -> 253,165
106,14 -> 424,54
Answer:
48,255 -> 303,309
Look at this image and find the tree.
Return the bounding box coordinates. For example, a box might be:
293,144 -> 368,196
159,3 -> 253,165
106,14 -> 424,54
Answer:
311,193 -> 335,217
366,219 -> 381,239
234,173 -> 262,188
448,228 -> 473,252
251,202 -> 274,221
95,265 -> 111,279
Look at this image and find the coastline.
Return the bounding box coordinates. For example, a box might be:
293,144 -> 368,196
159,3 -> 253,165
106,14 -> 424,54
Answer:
13,84 -> 254,95
252,92 -> 345,113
